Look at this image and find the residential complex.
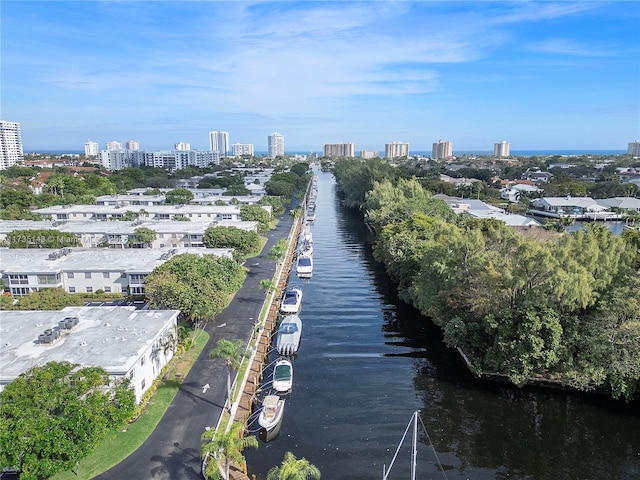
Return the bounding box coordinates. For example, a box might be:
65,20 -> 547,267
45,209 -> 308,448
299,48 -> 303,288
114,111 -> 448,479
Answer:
360,150 -> 379,159
385,141 -> 410,160
323,143 -> 355,157
432,140 -> 453,160
100,149 -> 220,171
0,120 -> 24,170
629,141 -> 640,157
0,306 -> 180,403
106,141 -> 123,151
0,247 -> 233,297
209,131 -> 229,155
494,140 -> 510,158
84,140 -> 99,157
268,132 -> 285,157
126,140 -> 140,151
232,143 -> 255,156
174,142 -> 191,151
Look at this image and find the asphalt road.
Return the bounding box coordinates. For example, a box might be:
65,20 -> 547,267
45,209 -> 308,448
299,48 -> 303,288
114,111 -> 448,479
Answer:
95,199 -> 298,480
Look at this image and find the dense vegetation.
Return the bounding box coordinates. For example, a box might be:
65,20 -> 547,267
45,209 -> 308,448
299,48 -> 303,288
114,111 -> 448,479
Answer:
0,361 -> 136,480
144,253 -> 246,322
334,158 -> 640,401
203,226 -> 262,259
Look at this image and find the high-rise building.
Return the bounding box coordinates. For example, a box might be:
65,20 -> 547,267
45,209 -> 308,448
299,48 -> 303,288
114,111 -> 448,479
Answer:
268,132 -> 285,157
209,131 -> 229,155
175,142 -> 191,151
84,140 -> 99,157
323,143 -> 355,157
628,141 -> 640,157
432,140 -> 453,160
360,150 -> 379,159
385,141 -> 409,160
106,141 -> 123,151
0,121 -> 24,170
231,143 -> 254,156
494,140 -> 510,158
126,140 -> 139,151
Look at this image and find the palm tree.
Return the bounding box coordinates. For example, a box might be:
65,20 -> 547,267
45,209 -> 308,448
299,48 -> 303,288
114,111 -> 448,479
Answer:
202,421 -> 258,480
266,451 -> 321,480
209,339 -> 244,411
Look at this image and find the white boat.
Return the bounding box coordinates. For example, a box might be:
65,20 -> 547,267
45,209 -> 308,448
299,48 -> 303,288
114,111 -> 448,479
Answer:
258,394 -> 285,442
298,240 -> 313,257
276,314 -> 302,356
296,255 -> 313,278
272,358 -> 293,393
280,287 -> 302,314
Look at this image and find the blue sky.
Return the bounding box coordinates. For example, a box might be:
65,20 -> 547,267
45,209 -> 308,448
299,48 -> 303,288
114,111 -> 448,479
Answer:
2,1 -> 639,152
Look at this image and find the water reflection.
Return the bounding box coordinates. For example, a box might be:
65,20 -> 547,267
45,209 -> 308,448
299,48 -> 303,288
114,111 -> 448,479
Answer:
245,171 -> 640,480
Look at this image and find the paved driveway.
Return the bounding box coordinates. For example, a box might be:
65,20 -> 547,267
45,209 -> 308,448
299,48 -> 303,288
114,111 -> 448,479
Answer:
95,200 -> 297,480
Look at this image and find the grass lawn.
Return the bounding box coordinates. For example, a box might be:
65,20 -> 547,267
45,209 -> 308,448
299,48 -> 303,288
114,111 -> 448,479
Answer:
52,331 -> 210,480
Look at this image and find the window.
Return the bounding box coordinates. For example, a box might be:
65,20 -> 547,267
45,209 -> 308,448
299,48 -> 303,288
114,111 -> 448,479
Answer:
69,287 -> 76,293
140,356 -> 145,366
141,379 -> 146,390
86,286 -> 93,293
11,287 -> 30,296
9,275 -> 28,284
84,272 -> 92,279
104,286 -> 111,293
37,274 -> 58,285
130,286 -> 145,295
68,272 -> 75,279
129,371 -> 134,379
103,272 -> 110,278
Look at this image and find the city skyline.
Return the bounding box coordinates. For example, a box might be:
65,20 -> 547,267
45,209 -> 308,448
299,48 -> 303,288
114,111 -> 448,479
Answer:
2,1 -> 639,151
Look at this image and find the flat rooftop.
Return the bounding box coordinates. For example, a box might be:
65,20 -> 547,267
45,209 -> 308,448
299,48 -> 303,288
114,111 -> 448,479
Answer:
0,247 -> 234,274
0,306 -> 180,385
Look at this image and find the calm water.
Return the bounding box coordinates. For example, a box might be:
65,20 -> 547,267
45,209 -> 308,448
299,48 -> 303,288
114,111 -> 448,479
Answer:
244,171 -> 640,480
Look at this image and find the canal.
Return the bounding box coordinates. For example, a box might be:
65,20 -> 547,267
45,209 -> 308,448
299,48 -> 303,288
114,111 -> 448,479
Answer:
244,170 -> 640,480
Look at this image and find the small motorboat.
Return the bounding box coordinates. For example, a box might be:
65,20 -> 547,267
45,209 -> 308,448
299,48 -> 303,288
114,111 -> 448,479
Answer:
296,255 -> 313,279
272,358 -> 293,393
280,287 -> 302,314
276,314 -> 302,356
258,394 -> 285,442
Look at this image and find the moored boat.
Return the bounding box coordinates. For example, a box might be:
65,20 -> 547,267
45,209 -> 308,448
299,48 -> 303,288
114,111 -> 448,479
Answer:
258,394 -> 285,442
272,358 -> 293,393
280,287 -> 302,314
296,255 -> 313,278
276,314 -> 302,356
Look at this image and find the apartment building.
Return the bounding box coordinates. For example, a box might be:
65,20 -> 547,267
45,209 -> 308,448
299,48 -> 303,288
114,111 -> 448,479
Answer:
432,140 -> 453,160
323,143 -> 355,157
385,141 -> 409,160
0,247 -> 233,297
0,306 -> 179,403
0,121 -> 24,170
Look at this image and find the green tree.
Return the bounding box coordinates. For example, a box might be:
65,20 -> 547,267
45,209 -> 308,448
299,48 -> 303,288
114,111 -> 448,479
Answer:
201,421 -> 258,480
203,226 -> 261,258
0,361 -> 135,480
11,288 -> 84,310
129,227 -> 157,248
209,339 -> 244,412
144,253 -> 246,321
165,188 -> 194,204
0,188 -> 35,209
240,204 -> 271,232
266,451 -> 321,480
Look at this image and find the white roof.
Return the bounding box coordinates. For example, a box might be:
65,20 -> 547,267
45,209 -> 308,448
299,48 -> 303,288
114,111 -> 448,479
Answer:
468,211 -> 542,227
0,247 -> 234,274
0,306 -> 180,385
596,197 -> 640,210
532,197 -> 608,211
